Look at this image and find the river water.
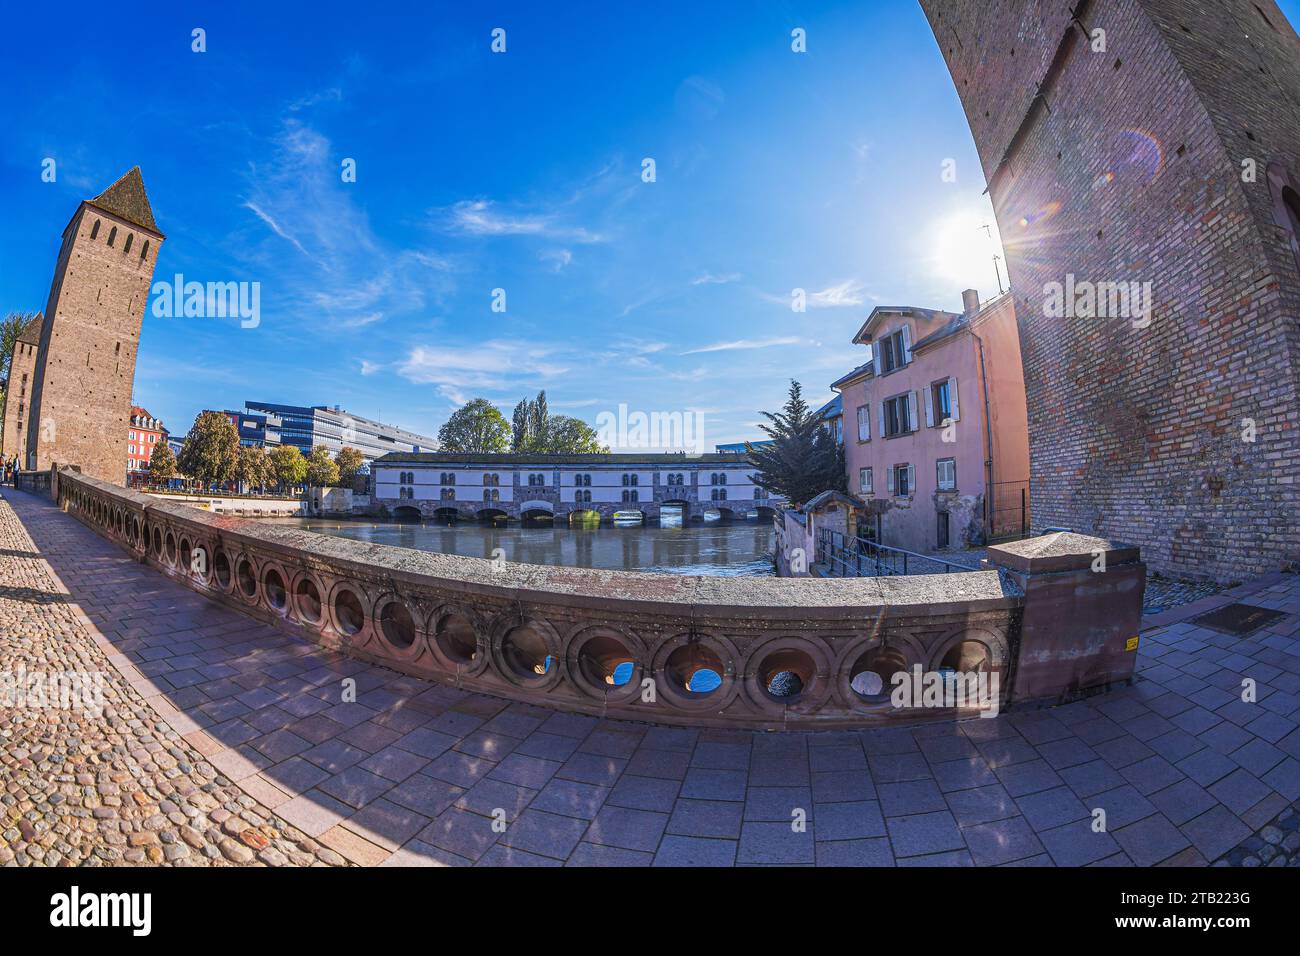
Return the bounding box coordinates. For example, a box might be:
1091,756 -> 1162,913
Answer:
267,516 -> 777,577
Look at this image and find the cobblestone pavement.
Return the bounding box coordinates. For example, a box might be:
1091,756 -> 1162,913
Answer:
0,492 -> 346,866
5,487 -> 1300,867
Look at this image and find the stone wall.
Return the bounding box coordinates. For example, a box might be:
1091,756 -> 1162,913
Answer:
920,0 -> 1300,582
55,469 -> 1146,730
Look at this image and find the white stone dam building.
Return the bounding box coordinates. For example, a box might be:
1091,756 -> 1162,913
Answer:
370,453 -> 778,521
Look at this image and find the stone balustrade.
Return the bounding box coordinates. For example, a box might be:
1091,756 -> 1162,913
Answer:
51,468 -> 1145,730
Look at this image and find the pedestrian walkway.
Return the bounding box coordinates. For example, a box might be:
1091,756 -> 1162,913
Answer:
3,486 -> 1299,866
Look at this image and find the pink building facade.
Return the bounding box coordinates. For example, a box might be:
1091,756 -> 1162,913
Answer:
833,290 -> 1030,553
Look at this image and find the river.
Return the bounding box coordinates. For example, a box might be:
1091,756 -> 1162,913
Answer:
265,516 -> 777,577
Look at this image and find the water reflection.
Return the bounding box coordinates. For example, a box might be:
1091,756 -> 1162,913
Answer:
267,517 -> 776,577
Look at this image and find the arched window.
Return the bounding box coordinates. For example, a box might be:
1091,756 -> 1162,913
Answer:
575,490 -> 583,502
124,233 -> 133,254
710,473 -> 718,485
583,489 -> 591,502
140,239 -> 150,260
719,473 -> 727,485
107,226 -> 117,247
631,474 -> 638,486
90,219 -> 101,240
719,488 -> 727,501
1284,185 -> 1300,236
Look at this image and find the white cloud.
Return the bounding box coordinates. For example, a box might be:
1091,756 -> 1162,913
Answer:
681,336 -> 806,355
444,200 -> 605,244
692,272 -> 741,286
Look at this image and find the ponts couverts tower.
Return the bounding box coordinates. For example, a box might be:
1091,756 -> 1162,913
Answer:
24,167 -> 163,481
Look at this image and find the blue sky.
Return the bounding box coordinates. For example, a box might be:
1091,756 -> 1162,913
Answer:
5,1 -> 1295,448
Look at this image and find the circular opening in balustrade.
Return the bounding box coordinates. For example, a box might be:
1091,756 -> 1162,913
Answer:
213,551 -> 232,589
758,649 -> 816,700
133,518 -> 142,547
295,578 -> 322,623
379,601 -> 416,649
164,531 -> 177,564
501,624 -> 553,680
334,589 -> 365,635
116,511 -> 124,535
178,536 -> 191,568
665,643 -> 725,696
236,558 -> 257,598
152,526 -> 163,556
849,647 -> 908,701
434,612 -> 478,662
940,640 -> 991,674
263,568 -> 287,611
578,634 -> 636,688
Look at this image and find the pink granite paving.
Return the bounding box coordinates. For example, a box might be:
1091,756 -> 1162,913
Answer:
6,486 -> 1300,867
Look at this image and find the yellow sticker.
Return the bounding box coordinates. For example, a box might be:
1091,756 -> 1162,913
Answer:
1125,636 -> 1140,652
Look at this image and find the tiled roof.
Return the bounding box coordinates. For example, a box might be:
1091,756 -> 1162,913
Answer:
16,313 -> 43,346
814,394 -> 843,419
375,452 -> 752,465
85,167 -> 162,236
830,361 -> 873,390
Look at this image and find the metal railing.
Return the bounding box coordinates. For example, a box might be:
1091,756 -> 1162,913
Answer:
817,528 -> 979,577
989,479 -> 1031,541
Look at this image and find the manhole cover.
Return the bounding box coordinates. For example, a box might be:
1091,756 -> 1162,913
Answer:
1189,602 -> 1288,637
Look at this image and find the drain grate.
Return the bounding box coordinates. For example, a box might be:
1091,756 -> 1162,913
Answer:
1189,602 -> 1288,637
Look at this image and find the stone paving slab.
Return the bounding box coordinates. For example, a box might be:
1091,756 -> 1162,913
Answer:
4,487 -> 1300,867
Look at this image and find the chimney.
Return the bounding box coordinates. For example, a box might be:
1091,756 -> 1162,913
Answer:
962,289 -> 981,316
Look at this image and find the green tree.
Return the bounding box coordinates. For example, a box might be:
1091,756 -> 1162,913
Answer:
438,398 -> 510,453
747,380 -> 846,508
305,445 -> 341,487
147,441 -> 178,485
269,445 -> 307,493
235,445 -> 271,494
545,415 -> 607,453
178,412 -> 240,488
334,446 -> 366,486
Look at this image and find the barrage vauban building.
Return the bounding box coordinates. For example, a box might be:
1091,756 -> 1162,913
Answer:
370,452 -> 778,522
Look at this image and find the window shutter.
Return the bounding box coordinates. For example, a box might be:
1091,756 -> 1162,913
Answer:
949,378 -> 961,421
907,464 -> 915,495
910,391 -> 921,432
924,387 -> 935,428
886,467 -> 895,493
901,325 -> 913,364
863,404 -> 871,441
878,402 -> 886,437
872,340 -> 881,376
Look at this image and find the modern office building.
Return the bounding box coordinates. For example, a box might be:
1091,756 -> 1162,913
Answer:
241,401 -> 438,461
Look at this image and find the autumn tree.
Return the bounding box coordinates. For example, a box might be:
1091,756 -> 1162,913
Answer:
147,441 -> 178,484
235,445 -> 271,494
269,444 -> 307,493
334,446 -> 366,487
305,445 -> 341,487
178,412 -> 239,488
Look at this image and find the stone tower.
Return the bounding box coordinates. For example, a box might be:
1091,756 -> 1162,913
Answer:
1,312 -> 44,464
919,0 -> 1300,582
26,167 -> 164,483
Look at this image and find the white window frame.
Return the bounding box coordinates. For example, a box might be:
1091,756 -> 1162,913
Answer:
937,457 -> 956,491
856,404 -> 871,442
859,467 -> 873,494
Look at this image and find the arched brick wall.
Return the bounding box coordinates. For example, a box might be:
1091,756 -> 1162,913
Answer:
921,0 -> 1300,581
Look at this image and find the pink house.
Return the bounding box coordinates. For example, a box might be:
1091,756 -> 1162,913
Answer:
832,289 -> 1030,553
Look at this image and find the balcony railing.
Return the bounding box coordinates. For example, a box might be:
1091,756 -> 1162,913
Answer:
817,528 -> 978,577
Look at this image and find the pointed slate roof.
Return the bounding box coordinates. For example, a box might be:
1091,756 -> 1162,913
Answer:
16,313 -> 44,346
85,167 -> 162,236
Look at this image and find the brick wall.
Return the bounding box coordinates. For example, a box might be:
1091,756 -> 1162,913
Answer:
920,0 -> 1300,582
26,206 -> 162,483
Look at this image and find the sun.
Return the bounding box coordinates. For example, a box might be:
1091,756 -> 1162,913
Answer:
925,205 -> 1007,295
